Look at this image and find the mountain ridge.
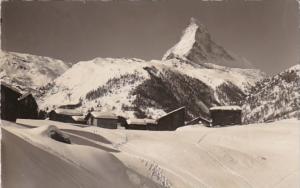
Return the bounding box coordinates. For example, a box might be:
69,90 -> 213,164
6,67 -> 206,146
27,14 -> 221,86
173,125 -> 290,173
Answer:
0,50 -> 70,93
243,64 -> 300,123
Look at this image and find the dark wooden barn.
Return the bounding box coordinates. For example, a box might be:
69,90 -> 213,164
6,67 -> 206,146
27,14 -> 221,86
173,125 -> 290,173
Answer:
86,111 -> 118,129
1,82 -> 22,122
49,108 -> 85,124
210,106 -> 242,126
126,119 -> 157,130
157,107 -> 185,131
18,93 -> 39,119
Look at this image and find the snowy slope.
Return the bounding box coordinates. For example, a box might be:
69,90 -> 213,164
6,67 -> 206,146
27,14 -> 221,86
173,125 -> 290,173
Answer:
0,50 -> 70,92
243,64 -> 300,123
163,18 -> 254,69
157,59 -> 263,92
40,58 -> 149,113
40,57 -> 262,120
15,118 -> 300,188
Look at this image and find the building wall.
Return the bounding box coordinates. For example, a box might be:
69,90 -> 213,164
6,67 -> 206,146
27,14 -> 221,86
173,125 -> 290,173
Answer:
91,118 -> 118,129
1,85 -> 21,122
18,96 -> 38,119
211,110 -> 242,126
127,124 -> 147,130
49,112 -> 76,123
157,108 -> 185,131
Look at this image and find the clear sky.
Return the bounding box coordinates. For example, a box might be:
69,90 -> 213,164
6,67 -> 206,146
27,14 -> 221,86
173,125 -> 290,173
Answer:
1,0 -> 299,75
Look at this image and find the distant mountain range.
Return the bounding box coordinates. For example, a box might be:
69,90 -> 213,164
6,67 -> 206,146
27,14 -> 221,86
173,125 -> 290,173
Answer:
1,18 -> 297,123
0,50 -> 70,93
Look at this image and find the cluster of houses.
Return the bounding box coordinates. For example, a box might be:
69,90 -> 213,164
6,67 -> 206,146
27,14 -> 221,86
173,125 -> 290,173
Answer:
1,82 -> 242,130
48,105 -> 242,130
48,107 -> 186,131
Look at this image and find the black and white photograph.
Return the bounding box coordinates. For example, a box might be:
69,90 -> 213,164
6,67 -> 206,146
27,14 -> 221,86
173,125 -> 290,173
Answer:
0,0 -> 299,187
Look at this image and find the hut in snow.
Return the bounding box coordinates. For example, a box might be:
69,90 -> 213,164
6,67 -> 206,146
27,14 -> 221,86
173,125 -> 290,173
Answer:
85,111 -> 118,129
18,93 -> 39,119
1,82 -> 38,122
1,82 -> 22,122
209,105 -> 242,126
126,118 -> 157,130
156,107 -> 185,131
49,108 -> 85,124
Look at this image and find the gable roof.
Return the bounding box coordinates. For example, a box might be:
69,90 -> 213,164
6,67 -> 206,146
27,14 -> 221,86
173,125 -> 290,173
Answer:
209,105 -> 241,111
1,81 -> 22,95
53,108 -> 83,116
158,106 -> 185,120
89,111 -> 118,120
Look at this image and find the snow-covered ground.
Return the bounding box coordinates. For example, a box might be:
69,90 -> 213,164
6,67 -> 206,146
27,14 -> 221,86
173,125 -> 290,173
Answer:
3,118 -> 299,188
1,121 -> 160,188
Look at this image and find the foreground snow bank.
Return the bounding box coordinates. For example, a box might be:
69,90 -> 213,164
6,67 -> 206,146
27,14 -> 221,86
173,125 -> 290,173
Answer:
1,122 -> 161,188
13,119 -> 300,188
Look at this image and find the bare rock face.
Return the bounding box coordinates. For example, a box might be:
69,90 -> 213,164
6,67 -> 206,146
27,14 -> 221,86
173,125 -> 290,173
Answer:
163,18 -> 253,68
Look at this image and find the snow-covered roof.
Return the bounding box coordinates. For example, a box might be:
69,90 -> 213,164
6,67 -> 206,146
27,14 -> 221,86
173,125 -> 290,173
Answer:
54,108 -> 83,116
127,118 -> 157,125
71,116 -> 86,122
18,92 -> 32,101
209,105 -> 242,111
1,81 -> 21,94
158,107 -> 185,120
89,111 -> 118,120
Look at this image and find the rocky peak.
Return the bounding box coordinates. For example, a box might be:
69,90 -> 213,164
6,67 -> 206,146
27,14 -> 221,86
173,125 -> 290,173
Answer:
163,18 -> 253,68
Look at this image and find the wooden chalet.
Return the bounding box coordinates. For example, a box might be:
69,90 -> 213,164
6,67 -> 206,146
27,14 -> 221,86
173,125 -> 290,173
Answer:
1,82 -> 38,122
1,82 -> 22,122
85,111 -> 118,129
49,108 -> 85,124
157,107 -> 185,131
126,118 -> 157,130
209,105 -> 242,126
18,93 -> 39,119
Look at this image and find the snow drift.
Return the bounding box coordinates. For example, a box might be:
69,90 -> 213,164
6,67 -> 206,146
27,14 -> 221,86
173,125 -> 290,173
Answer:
13,118 -> 300,188
1,123 -> 161,188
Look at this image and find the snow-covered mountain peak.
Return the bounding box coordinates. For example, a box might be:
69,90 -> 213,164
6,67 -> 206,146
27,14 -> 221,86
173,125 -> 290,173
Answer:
162,17 -> 208,61
162,18 -> 254,69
